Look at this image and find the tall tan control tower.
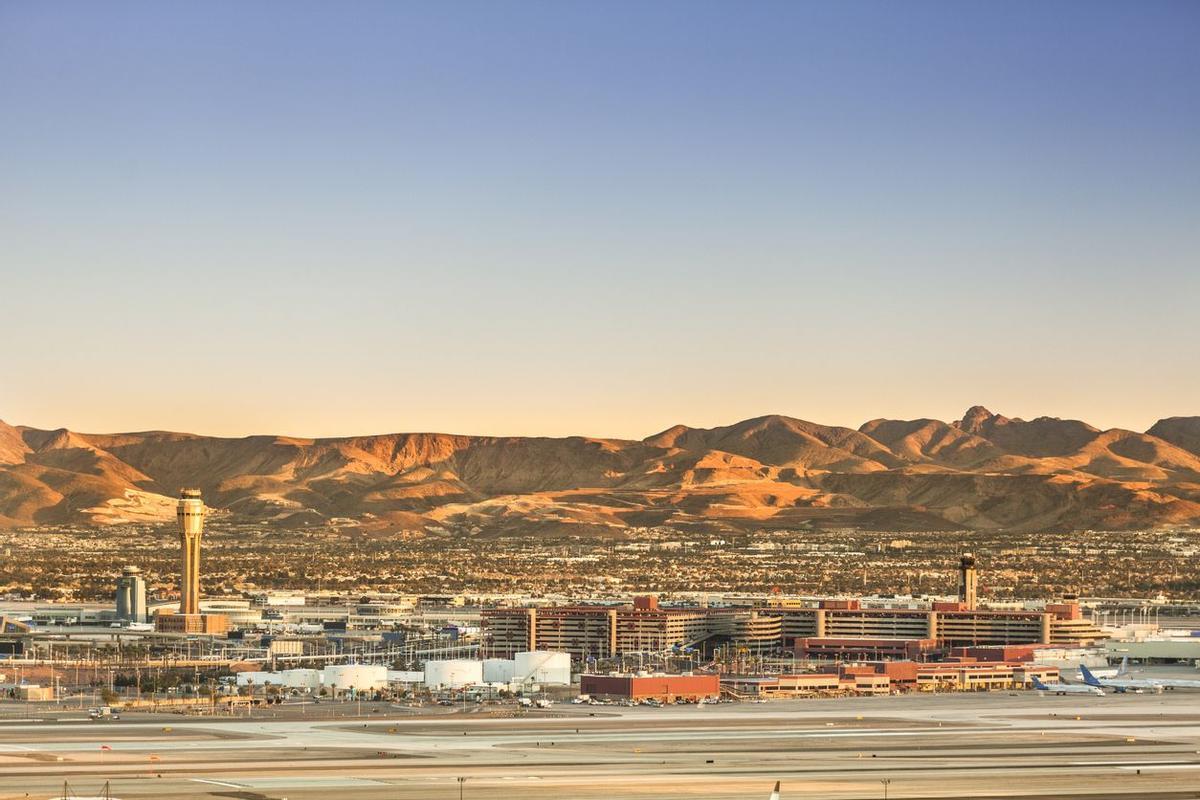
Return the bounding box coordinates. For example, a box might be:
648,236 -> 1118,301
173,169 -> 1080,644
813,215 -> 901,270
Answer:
958,552 -> 978,610
177,488 -> 205,615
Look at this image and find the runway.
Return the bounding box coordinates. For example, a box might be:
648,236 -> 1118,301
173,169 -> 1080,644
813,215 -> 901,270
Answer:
3,692 -> 1200,799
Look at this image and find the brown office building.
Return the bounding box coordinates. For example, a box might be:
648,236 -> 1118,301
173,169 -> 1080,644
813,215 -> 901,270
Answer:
154,611 -> 229,635
483,596 -> 709,660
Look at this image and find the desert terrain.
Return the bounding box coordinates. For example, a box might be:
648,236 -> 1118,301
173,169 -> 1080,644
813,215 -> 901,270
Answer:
2,407 -> 1200,534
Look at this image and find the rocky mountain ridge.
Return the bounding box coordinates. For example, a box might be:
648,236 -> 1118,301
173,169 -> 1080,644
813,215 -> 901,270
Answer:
2,408 -> 1199,534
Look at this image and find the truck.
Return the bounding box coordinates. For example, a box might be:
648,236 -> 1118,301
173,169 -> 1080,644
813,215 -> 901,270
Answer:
87,706 -> 119,720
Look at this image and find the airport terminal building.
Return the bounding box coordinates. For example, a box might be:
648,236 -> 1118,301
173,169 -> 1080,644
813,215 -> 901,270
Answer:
482,556 -> 1105,661
483,596 -> 710,659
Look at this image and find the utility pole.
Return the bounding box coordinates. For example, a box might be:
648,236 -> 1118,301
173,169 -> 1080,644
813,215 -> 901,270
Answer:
881,778 -> 891,799
457,776 -> 466,800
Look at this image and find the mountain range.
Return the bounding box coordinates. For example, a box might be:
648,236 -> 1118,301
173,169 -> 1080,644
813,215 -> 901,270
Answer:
2,407 -> 1200,534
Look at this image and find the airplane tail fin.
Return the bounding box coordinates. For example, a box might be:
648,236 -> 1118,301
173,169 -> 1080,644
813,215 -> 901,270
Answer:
1117,656 -> 1129,677
768,781 -> 781,800
1079,664 -> 1102,687
1031,676 -> 1048,690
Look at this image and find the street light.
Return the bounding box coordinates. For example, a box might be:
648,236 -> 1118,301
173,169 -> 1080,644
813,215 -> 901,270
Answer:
881,778 -> 892,799
457,776 -> 467,800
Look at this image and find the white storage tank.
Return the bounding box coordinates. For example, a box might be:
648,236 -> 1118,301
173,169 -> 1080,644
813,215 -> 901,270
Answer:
483,658 -> 516,683
423,659 -> 484,689
281,668 -> 321,691
323,664 -> 388,692
515,651 -> 571,686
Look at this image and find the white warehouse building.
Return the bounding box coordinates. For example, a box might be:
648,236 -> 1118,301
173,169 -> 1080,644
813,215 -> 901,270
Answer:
388,670 -> 425,685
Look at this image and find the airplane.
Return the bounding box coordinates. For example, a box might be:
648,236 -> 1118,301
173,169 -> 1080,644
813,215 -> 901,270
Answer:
1076,656 -> 1129,680
1092,657 -> 1200,691
1144,677 -> 1200,690
1140,673 -> 1200,690
1030,675 -> 1104,697
1079,664 -> 1163,694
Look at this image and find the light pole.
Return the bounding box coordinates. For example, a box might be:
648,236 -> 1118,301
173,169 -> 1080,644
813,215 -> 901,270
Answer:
881,778 -> 891,799
457,776 -> 466,800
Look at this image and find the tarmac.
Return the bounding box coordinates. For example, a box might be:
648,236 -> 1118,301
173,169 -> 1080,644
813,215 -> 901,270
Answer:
3,690 -> 1200,799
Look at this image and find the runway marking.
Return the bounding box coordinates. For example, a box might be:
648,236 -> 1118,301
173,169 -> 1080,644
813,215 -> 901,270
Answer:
190,778 -> 245,788
234,777 -> 390,788
0,743 -> 36,751
1118,764 -> 1200,771
1071,760 -> 1184,766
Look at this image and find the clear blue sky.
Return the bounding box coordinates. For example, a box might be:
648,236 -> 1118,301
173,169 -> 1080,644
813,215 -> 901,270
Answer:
1,1 -> 1197,438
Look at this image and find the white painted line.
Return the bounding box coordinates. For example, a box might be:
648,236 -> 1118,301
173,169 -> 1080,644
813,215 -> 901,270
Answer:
236,778 -> 390,788
190,778 -> 245,788
1118,764 -> 1200,771
1071,760 -> 1180,766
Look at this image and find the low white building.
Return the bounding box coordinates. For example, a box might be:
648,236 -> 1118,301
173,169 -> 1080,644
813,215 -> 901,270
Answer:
261,593 -> 306,607
199,599 -> 263,627
235,670 -> 279,687
387,670 -> 425,685
236,665 -> 384,692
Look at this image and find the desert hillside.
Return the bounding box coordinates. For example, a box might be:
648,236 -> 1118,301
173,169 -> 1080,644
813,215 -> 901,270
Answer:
1,407 -> 1198,534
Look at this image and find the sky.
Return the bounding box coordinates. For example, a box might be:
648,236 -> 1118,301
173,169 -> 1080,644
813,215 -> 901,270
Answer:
1,0 -> 1198,439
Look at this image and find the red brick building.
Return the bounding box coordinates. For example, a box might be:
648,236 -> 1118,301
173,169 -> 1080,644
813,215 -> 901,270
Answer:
581,673 -> 719,702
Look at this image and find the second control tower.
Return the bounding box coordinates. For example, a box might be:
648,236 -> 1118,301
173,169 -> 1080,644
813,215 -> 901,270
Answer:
958,552 -> 978,610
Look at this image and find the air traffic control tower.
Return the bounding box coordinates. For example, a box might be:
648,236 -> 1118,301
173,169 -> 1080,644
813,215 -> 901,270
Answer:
155,488 -> 229,635
177,488 -> 205,615
959,553 -> 978,610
